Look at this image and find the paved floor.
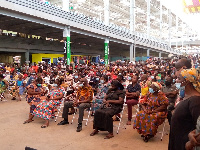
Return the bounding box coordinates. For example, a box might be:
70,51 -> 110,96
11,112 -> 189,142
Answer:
0,95 -> 170,150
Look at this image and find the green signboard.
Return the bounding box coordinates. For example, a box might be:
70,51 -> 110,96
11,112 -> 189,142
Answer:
66,36 -> 71,65
104,42 -> 109,65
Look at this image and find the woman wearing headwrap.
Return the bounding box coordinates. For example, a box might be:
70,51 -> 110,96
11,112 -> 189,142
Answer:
133,82 -> 168,142
169,68 -> 200,150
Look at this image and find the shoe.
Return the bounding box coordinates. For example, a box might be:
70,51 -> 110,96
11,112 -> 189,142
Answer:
57,120 -> 69,125
11,97 -> 16,100
76,124 -> 82,132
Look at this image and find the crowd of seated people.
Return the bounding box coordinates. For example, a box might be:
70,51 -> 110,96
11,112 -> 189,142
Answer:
1,56 -> 200,149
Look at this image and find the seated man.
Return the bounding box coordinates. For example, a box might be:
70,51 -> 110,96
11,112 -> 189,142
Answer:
58,77 -> 93,132
161,76 -> 178,125
126,75 -> 141,125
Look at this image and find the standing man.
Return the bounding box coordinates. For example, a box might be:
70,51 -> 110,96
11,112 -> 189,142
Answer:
58,78 -> 93,132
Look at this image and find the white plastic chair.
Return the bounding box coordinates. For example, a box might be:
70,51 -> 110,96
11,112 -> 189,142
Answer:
71,105 -> 92,126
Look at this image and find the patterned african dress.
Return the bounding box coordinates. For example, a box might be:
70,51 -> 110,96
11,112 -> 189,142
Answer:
133,93 -> 168,136
33,87 -> 64,120
16,79 -> 25,95
92,83 -> 110,111
0,80 -> 6,94
26,84 -> 45,114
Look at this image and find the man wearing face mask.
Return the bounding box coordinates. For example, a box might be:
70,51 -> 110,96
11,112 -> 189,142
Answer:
126,75 -> 141,125
58,78 -> 93,132
161,76 -> 178,125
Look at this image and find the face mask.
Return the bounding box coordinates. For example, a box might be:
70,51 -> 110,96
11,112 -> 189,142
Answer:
53,84 -> 58,87
165,81 -> 171,86
100,80 -> 104,84
79,83 -> 84,87
141,72 -> 144,74
180,86 -> 185,98
37,84 -> 42,87
75,76 -> 78,79
151,76 -> 154,79
175,83 -> 181,90
173,79 -> 176,83
96,78 -> 99,81
128,76 -> 132,80
149,88 -> 155,94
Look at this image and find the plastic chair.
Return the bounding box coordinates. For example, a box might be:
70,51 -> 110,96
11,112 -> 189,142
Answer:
54,91 -> 66,122
71,105 -> 92,126
115,103 -> 126,134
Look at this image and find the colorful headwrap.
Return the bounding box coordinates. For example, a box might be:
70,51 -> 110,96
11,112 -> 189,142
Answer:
152,82 -> 162,90
181,68 -> 200,93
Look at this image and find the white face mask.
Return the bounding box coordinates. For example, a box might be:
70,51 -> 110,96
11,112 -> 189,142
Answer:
79,83 -> 84,87
53,84 -> 58,87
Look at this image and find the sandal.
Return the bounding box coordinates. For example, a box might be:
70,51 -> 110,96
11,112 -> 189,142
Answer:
90,130 -> 99,136
104,134 -> 114,139
23,120 -> 34,124
41,125 -> 48,128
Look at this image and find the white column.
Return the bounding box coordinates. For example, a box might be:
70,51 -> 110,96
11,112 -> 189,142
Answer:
130,0 -> 136,33
62,0 -> 69,12
130,44 -> 134,61
168,9 -> 172,48
147,0 -> 150,38
159,52 -> 162,58
176,15 -> 178,50
147,49 -> 150,57
25,50 -> 29,62
134,44 -> 136,61
104,0 -> 109,26
160,0 -> 162,42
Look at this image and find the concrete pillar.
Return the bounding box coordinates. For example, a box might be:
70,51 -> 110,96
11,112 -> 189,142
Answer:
176,15 -> 178,50
63,26 -> 71,65
25,50 -> 29,62
147,49 -> 150,57
130,44 -> 134,61
168,9 -> 172,48
130,0 -> 136,33
104,0 -> 109,26
159,52 -> 162,58
134,44 -> 136,61
147,0 -> 150,38
160,1 -> 162,43
62,0 -> 69,12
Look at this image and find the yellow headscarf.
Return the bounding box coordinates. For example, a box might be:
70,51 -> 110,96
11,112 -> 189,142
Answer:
181,68 -> 200,93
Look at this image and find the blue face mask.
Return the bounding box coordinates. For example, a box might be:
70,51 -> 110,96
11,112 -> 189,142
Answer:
149,88 -> 155,93
151,76 -> 154,79
180,86 -> 185,98
96,78 -> 99,81
173,79 -> 176,83
128,76 -> 132,80
37,84 -> 42,87
75,76 -> 78,79
53,84 -> 58,87
175,83 -> 181,90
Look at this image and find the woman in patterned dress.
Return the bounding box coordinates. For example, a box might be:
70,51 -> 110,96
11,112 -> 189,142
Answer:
23,77 -> 45,124
133,82 -> 168,142
33,78 -> 64,128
